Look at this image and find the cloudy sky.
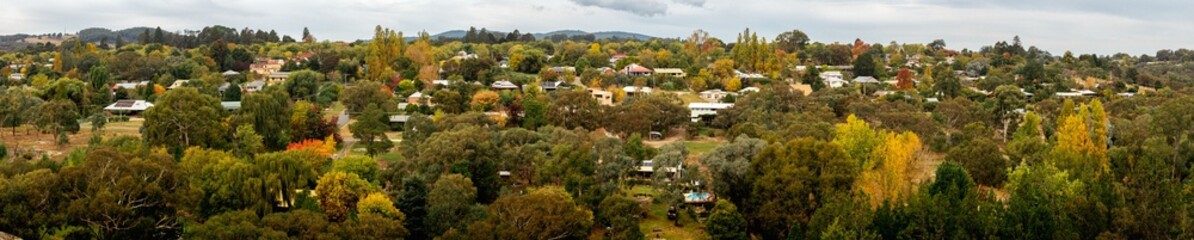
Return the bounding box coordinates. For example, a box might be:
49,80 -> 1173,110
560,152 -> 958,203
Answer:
0,0 -> 1189,55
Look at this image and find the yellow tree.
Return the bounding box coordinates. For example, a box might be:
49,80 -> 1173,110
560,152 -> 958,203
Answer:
724,76 -> 742,92
833,114 -> 881,164
364,26 -> 404,81
1088,99 -> 1108,156
858,131 -> 921,206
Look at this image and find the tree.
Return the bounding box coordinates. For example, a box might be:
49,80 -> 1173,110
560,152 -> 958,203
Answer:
803,64 -> 825,91
314,171 -> 379,222
364,26 -> 403,81
857,131 -> 921,206
467,186 -> 594,240
333,155 -> 380,183
702,136 -> 767,209
895,68 -> 914,89
37,99 -> 80,143
469,90 -> 500,111
143,87 -> 226,151
748,138 -> 857,239
833,114 -> 880,164
180,148 -> 271,217
256,151 -> 320,210
547,91 -> 601,130
853,51 -> 878,78
426,174 -> 480,236
232,124 -> 265,158
933,65 -> 963,98
284,70 -> 323,101
707,200 -> 749,240
395,177 -> 430,239
1,89 -> 43,135
521,96 -> 547,130
775,30 -> 810,53
987,85 -> 1026,142
237,86 -> 292,149
62,148 -> 192,238
596,195 -> 645,240
948,137 -> 1007,186
350,104 -> 394,156
340,81 -> 393,114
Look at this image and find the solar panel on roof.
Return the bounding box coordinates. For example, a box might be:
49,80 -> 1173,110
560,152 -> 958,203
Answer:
114,100 -> 136,108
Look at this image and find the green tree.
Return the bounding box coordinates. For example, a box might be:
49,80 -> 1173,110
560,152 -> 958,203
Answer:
395,176 -> 430,239
948,137 -> 1008,187
143,87 -> 227,151
340,81 -> 393,114
284,70 -> 324,101
37,99 -> 80,143
748,138 -> 857,239
853,51 -> 878,78
521,96 -> 547,130
426,174 -> 481,236
256,150 -> 320,210
596,194 -> 645,240
180,148 -> 271,217
547,90 -> 601,130
350,104 -> 394,156
707,200 -> 749,240
333,155 -> 380,183
467,186 -> 594,240
238,86 -> 291,149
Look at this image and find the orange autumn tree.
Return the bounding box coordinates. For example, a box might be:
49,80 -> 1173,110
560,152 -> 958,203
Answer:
895,68 -> 914,90
287,135 -> 337,158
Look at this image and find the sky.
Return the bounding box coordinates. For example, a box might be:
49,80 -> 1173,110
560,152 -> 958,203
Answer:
0,0 -> 1190,55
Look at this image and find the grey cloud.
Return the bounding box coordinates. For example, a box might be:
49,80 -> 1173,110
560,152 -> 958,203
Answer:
671,0 -> 706,7
568,0 -> 669,16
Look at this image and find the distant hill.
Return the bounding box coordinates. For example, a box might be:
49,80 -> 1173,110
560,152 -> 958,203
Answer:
409,29 -> 656,41
76,27 -> 155,43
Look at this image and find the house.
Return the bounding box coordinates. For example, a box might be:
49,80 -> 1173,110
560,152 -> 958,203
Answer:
168,80 -> 191,89
1055,89 -> 1097,98
217,82 -> 232,93
735,70 -> 765,79
699,89 -> 730,101
498,60 -> 509,68
407,92 -> 433,104
852,76 -> 880,84
538,81 -> 565,91
389,114 -> 410,130
221,101 -> 242,111
432,80 -> 452,87
221,70 -> 240,76
112,81 -> 149,90
268,72 -> 290,84
451,51 -> 478,60
823,77 -> 848,88
738,87 -> 760,94
8,73 -> 23,81
103,100 -> 154,114
250,58 -> 285,76
610,54 -> 628,66
688,102 -> 733,123
243,80 -> 267,93
636,160 -> 682,179
490,81 -> 519,90
623,86 -> 653,96
589,88 -> 614,106
621,64 -> 653,77
547,66 -> 576,74
654,68 -> 686,78
820,71 -> 845,80
596,67 -> 616,74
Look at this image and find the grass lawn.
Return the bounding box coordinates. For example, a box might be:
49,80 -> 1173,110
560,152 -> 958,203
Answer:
683,141 -> 722,156
630,185 -> 708,240
676,92 -> 707,104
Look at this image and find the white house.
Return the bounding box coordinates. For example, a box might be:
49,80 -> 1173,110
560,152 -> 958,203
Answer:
823,77 -> 848,88
738,87 -> 761,94
688,102 -> 733,122
168,80 -> 191,89
654,68 -> 686,78
490,81 -> 518,90
8,73 -> 24,81
699,89 -> 730,101
103,100 -> 154,114
243,80 -> 267,93
623,86 -> 653,96
852,76 -> 880,84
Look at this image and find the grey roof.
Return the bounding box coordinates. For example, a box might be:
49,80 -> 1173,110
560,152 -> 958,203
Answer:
221,101 -> 242,110
243,80 -> 267,88
389,115 -> 411,123
852,76 -> 880,83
